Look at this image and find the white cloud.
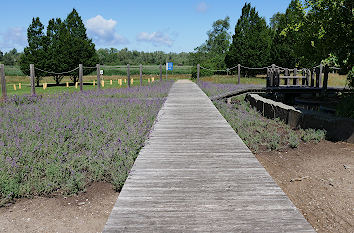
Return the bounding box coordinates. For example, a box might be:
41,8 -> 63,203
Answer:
0,27 -> 27,51
136,32 -> 173,47
86,15 -> 128,46
196,2 -> 208,13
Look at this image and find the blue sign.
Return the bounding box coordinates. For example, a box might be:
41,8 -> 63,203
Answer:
166,62 -> 173,71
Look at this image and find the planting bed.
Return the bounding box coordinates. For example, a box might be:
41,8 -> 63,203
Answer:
0,81 -> 173,206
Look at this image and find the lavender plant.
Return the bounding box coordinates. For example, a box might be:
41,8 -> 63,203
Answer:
0,81 -> 173,205
198,81 -> 326,152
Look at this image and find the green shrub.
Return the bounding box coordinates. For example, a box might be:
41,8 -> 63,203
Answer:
301,128 -> 326,143
288,132 -> 300,148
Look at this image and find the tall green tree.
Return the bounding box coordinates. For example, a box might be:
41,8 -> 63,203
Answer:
191,16 -> 231,78
304,0 -> 352,71
20,9 -> 99,85
45,18 -> 70,84
20,17 -> 47,86
270,0 -> 305,68
225,3 -> 272,71
64,9 -> 98,83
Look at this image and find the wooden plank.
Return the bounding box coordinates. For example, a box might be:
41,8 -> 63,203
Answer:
319,64 -> 323,88
323,65 -> 329,90
293,68 -> 298,85
284,68 -> 288,86
139,64 -> 143,86
96,64 -> 101,89
30,64 -> 36,95
127,64 -> 131,88
79,64 -> 83,91
0,64 -> 6,99
237,64 -> 241,85
103,80 -> 315,233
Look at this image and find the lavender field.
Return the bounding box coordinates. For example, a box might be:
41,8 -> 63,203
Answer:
0,81 -> 173,205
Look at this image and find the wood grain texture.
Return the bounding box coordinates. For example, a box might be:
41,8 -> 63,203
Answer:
103,80 -> 314,233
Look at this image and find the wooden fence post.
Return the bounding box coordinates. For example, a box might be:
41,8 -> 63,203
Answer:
237,64 -> 241,85
79,64 -> 83,91
301,69 -> 306,86
197,64 -> 200,82
271,64 -> 276,87
159,64 -> 162,81
319,63 -> 323,88
127,64 -> 131,88
276,68 -> 281,87
311,68 -> 315,87
315,67 -> 320,87
96,64 -> 101,89
284,68 -> 289,86
306,69 -> 310,86
0,64 -> 6,99
323,64 -> 329,90
139,64 -> 142,86
30,64 -> 36,95
266,68 -> 270,87
293,68 -> 297,85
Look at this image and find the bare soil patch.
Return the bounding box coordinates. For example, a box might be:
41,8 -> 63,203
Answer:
256,140 -> 354,233
0,182 -> 118,233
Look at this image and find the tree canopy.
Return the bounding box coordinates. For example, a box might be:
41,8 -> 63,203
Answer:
20,9 -> 98,85
191,16 -> 231,78
225,3 -> 272,71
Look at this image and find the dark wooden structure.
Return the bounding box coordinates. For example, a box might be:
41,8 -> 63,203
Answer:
267,64 -> 329,90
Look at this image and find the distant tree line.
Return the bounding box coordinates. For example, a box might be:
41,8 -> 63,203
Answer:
97,48 -> 192,66
192,0 -> 352,80
0,48 -> 21,66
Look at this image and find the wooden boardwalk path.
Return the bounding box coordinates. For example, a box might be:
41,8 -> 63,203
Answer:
103,80 -> 314,232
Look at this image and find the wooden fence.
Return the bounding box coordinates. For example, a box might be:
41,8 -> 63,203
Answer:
0,64 -> 166,99
197,63 -> 334,90
266,64 -> 330,89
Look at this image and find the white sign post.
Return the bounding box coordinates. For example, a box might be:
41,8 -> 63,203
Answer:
166,62 -> 173,80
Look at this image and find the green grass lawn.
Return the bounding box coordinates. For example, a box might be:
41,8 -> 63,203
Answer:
2,74 -> 189,96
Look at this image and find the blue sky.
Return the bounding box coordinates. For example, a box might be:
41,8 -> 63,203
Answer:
0,0 -> 291,53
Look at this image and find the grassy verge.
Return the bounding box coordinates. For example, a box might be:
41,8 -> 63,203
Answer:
3,75 -> 188,96
198,81 -> 326,153
0,81 -> 174,206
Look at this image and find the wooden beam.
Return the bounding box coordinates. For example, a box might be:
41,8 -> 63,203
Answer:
79,64 -> 83,91
0,64 -> 6,99
30,64 -> 36,95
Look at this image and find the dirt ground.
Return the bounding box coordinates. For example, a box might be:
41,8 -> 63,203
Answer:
0,182 -> 118,233
256,140 -> 354,233
0,141 -> 353,233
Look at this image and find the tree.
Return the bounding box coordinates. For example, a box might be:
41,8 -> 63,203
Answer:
20,17 -> 47,86
191,16 -> 231,78
20,9 -> 99,85
45,18 -> 73,84
304,0 -> 352,71
225,3 -> 272,73
0,50 -> 3,62
2,49 -> 20,66
64,9 -> 98,83
269,0 -> 305,68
